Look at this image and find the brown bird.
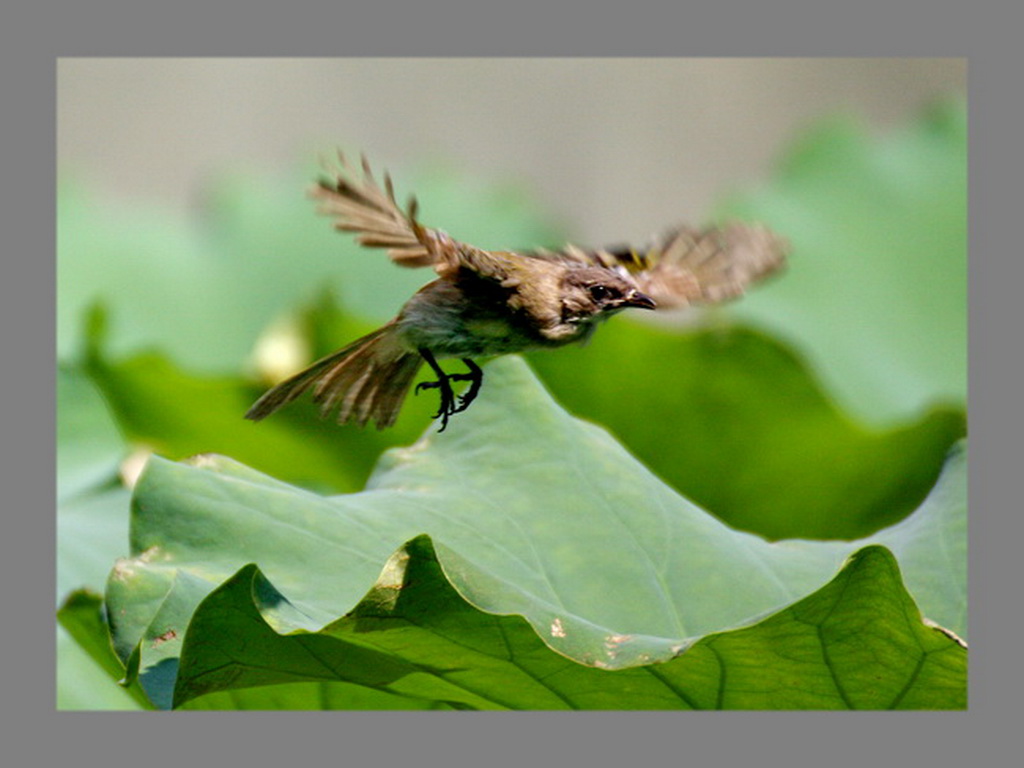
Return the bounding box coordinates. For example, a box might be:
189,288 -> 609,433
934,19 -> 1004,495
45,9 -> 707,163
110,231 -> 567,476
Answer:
246,153 -> 787,431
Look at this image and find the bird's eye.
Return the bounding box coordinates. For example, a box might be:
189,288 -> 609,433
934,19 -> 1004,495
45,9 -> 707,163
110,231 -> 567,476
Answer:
588,284 -> 614,302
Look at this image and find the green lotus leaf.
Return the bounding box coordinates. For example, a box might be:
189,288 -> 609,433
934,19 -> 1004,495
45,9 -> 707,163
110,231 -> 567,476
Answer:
103,357 -> 966,709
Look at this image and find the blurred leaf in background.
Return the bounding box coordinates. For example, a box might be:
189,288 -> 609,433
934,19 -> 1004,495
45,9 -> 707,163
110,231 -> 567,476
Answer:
720,99 -> 967,425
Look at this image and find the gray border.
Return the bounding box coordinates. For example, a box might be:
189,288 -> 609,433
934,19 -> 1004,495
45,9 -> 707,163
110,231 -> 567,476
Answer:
6,1 -> 1016,767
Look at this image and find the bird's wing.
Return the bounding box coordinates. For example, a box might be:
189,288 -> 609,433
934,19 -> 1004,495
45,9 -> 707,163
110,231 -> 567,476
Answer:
310,153 -> 515,282
528,223 -> 788,308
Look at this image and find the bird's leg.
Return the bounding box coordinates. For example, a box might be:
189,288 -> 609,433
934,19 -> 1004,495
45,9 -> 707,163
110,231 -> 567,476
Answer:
450,359 -> 483,413
414,352 -> 483,431
415,349 -> 458,431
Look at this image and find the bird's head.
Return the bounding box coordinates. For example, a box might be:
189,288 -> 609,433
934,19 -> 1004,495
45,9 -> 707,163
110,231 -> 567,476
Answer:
559,266 -> 657,325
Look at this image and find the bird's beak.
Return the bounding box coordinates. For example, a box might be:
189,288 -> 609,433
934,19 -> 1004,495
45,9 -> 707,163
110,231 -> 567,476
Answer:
623,289 -> 657,310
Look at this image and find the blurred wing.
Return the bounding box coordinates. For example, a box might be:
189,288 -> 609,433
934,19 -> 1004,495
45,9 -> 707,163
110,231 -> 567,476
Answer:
310,153 -> 515,282
532,223 -> 787,308
636,224 -> 787,307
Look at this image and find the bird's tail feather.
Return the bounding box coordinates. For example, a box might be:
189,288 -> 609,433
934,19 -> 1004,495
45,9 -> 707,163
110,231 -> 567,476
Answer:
245,323 -> 422,429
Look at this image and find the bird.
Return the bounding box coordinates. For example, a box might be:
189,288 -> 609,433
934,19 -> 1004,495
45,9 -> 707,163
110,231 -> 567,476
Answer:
245,153 -> 787,432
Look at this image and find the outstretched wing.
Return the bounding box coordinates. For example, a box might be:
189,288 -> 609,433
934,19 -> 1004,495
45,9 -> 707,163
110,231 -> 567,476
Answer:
310,153 -> 516,282
530,223 -> 788,308
310,152 -> 441,267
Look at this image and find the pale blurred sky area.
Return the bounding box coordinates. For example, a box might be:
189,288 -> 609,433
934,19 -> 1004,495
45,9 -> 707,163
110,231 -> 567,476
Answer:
58,58 -> 965,242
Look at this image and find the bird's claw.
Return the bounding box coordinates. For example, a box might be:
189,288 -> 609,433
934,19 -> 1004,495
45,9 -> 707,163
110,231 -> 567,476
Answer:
414,355 -> 483,432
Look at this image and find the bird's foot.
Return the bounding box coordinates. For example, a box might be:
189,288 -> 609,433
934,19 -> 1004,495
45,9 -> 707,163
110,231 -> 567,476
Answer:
450,359 -> 483,414
414,376 -> 455,431
414,356 -> 484,432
